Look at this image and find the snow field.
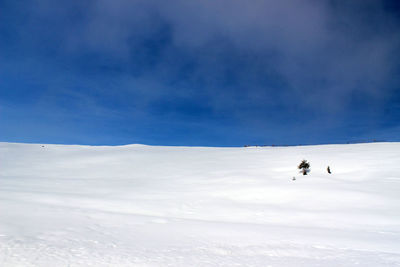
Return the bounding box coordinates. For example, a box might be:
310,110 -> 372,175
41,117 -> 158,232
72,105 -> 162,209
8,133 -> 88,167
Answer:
0,142 -> 399,266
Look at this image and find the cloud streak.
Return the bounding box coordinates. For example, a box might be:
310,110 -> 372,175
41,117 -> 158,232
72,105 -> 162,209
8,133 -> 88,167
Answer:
61,0 -> 398,107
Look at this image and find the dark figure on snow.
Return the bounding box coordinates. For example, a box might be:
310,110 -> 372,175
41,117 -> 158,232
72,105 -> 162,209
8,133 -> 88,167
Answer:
327,166 -> 331,174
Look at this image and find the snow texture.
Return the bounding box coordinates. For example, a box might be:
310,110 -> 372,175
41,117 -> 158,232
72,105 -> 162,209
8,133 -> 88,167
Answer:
1,142 -> 400,266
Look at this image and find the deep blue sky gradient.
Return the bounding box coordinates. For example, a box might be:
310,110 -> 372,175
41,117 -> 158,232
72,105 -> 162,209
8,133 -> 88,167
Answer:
1,0 -> 399,146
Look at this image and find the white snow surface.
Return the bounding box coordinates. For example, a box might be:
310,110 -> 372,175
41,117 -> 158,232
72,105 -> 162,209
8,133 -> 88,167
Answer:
1,142 -> 400,266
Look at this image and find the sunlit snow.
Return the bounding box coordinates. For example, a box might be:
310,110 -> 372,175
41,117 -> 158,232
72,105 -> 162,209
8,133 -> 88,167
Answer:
1,142 -> 399,266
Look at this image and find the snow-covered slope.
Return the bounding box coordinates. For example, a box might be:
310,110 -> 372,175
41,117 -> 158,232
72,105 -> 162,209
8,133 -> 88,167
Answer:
1,142 -> 399,266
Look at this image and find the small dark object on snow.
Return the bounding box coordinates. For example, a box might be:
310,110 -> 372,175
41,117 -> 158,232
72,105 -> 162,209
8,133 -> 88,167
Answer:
292,176 -> 296,181
298,160 -> 310,175
327,166 -> 331,174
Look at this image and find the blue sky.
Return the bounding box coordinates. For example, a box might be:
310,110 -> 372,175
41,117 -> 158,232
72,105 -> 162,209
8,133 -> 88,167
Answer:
1,0 -> 399,146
